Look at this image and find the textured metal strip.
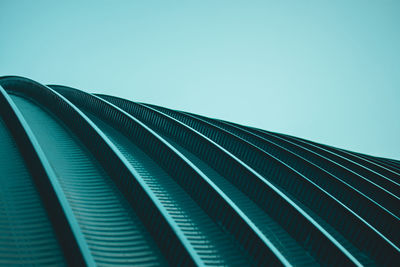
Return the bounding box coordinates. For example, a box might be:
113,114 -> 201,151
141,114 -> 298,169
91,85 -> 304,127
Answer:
98,94 -> 361,266
184,111 -> 400,247
55,86 -> 287,266
143,103 -> 400,265
0,82 -> 94,266
2,77 -> 169,266
270,131 -> 400,196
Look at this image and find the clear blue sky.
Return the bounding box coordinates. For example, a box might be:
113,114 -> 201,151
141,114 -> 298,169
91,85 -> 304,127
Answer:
1,1 -> 399,159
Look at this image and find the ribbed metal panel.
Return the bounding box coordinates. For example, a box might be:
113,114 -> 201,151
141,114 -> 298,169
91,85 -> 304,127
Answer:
0,76 -> 399,266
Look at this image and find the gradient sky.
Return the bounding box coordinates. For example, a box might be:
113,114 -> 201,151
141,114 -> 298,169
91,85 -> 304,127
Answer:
1,1 -> 399,159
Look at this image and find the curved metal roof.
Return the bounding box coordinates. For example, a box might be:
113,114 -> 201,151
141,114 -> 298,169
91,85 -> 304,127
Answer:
0,76 -> 399,266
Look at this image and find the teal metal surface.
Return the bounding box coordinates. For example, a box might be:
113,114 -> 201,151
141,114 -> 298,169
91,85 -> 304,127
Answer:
272,131 -> 400,196
0,85 -> 93,266
0,116 -> 65,266
239,124 -> 400,217
0,76 -> 399,266
182,111 -> 399,245
97,95 -> 363,266
51,85 -> 287,266
9,95 -> 167,266
138,103 -> 399,265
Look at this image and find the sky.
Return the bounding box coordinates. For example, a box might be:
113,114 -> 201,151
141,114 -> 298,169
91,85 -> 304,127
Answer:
1,1 -> 399,160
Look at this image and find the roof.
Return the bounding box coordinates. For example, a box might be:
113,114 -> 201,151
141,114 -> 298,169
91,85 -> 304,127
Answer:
0,76 -> 399,266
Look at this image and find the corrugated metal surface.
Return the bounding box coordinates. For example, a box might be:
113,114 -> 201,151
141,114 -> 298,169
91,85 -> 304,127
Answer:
0,76 -> 399,266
